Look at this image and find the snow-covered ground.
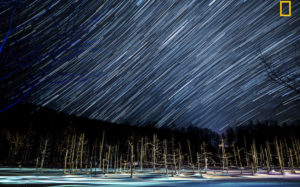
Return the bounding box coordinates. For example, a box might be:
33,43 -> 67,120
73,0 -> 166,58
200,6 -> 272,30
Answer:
1,168 -> 300,186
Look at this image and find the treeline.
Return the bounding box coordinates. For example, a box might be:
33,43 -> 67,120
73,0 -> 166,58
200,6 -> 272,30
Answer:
0,104 -> 219,173
0,104 -> 300,176
223,120 -> 300,174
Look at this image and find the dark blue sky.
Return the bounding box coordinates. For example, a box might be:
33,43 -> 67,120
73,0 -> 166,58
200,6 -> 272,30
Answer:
0,0 -> 299,131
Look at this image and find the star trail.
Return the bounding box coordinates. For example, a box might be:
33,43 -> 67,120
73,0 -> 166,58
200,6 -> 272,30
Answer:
0,0 -> 299,131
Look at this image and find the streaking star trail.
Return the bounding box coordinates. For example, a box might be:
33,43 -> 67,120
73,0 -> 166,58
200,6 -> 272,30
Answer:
0,0 -> 299,130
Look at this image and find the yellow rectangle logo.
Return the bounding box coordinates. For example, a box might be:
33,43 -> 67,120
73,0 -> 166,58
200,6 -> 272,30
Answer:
280,1 -> 291,17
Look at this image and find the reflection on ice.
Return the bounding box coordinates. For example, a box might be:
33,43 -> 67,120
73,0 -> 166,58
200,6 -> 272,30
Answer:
0,168 -> 300,186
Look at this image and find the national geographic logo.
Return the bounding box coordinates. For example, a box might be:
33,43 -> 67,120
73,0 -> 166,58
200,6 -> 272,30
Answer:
280,1 -> 291,17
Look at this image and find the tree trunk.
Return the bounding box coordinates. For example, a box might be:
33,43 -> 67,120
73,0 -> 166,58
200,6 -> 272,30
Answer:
99,131 -> 105,172
164,140 -> 168,176
107,145 -> 111,174
152,134 -> 156,171
140,137 -> 143,171
64,149 -> 69,174
178,143 -> 182,174
251,140 -> 258,175
128,141 -> 134,178
80,134 -> 85,170
289,148 -> 295,173
197,152 -> 202,177
264,148 -> 271,174
173,152 -> 177,175
40,139 -> 48,172
275,137 -> 284,174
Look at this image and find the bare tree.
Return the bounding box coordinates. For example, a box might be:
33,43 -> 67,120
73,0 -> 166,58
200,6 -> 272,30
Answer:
140,137 -> 144,171
251,140 -> 258,175
4,130 -> 28,161
275,137 -> 284,174
99,131 -> 105,172
258,42 -> 300,95
163,140 -> 168,176
128,140 -> 134,178
39,137 -> 50,173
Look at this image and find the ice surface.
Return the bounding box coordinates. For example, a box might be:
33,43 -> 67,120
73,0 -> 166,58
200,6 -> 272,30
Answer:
1,168 -> 300,186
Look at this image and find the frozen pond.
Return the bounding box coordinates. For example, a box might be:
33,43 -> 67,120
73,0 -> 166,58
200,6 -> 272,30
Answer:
1,168 -> 300,186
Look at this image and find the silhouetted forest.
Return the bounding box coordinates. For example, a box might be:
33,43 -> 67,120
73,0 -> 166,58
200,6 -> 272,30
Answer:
0,104 -> 300,176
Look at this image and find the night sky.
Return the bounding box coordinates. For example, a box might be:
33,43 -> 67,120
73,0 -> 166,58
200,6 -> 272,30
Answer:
0,0 -> 299,131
